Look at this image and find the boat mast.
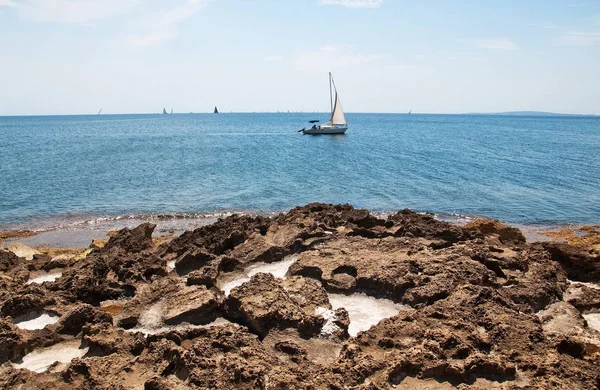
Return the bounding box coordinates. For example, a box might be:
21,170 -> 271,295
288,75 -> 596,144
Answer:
329,72 -> 333,116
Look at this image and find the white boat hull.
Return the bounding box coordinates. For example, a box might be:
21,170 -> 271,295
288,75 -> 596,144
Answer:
302,125 -> 348,135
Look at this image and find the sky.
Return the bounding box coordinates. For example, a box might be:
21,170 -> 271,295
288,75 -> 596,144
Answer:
0,0 -> 599,115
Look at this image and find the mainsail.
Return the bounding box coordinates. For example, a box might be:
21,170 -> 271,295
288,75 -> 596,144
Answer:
214,106 -> 219,114
162,108 -> 167,114
330,92 -> 346,125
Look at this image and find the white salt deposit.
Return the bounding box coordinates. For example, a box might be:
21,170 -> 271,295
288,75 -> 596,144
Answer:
12,340 -> 88,373
14,311 -> 59,330
583,313 -> 600,333
26,271 -> 62,285
328,293 -> 409,337
127,317 -> 231,336
567,280 -> 600,290
315,307 -> 341,337
138,301 -> 164,330
219,255 -> 298,296
167,260 -> 176,271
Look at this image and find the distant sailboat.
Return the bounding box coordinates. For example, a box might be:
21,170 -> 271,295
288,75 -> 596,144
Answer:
97,108 -> 102,115
300,72 -> 348,135
163,108 -> 168,115
408,109 -> 412,114
214,106 -> 219,114
170,108 -> 173,114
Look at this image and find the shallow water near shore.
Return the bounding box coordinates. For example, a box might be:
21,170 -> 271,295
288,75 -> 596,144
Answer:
1,113 -> 599,228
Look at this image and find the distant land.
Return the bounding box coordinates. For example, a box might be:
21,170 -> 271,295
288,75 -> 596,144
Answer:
466,111 -> 596,117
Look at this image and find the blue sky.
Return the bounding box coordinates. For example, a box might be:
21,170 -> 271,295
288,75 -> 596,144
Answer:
1,0 -> 599,115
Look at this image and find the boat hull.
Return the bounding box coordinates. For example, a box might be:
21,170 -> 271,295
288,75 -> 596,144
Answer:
302,125 -> 348,135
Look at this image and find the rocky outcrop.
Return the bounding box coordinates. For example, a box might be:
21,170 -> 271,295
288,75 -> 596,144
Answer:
1,203 -> 599,389
465,219 -> 527,244
388,209 -> 482,244
544,242 -> 600,282
99,223 -> 156,254
0,250 -> 22,272
225,273 -> 324,338
54,304 -> 113,335
565,284 -> 600,312
0,318 -> 24,363
162,286 -> 219,325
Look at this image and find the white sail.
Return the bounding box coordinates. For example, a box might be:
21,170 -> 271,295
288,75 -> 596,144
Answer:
330,92 -> 346,125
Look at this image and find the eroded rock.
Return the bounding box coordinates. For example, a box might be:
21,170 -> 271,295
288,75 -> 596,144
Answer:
1,204 -> 599,389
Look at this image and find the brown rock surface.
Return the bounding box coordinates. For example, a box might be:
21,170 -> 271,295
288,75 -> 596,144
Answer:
544,242 -> 600,282
224,273 -> 324,338
0,249 -> 22,272
1,203 -> 599,389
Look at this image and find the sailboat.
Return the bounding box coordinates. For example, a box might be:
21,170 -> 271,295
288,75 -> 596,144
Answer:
170,108 -> 173,114
162,108 -> 168,115
408,109 -> 411,115
300,72 -> 348,135
97,108 -> 102,115
214,106 -> 219,114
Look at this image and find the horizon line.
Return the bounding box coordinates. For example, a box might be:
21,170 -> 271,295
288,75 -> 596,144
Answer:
1,111 -> 598,117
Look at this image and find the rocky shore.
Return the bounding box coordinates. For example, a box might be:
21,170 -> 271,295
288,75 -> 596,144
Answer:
0,203 -> 599,389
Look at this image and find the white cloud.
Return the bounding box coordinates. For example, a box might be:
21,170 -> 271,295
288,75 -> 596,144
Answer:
125,0 -> 209,47
476,39 -> 519,50
0,0 -> 209,46
319,0 -> 383,8
556,31 -> 600,47
1,0 -> 139,24
126,30 -> 175,48
295,44 -> 384,72
0,0 -> 19,7
264,55 -> 283,61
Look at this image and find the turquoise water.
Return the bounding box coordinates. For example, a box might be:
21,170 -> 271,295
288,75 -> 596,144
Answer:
1,113 -> 599,228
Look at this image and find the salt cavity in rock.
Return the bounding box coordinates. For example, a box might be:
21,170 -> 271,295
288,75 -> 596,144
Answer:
328,293 -> 409,337
125,301 -> 231,335
166,260 -> 176,271
12,340 -> 88,373
26,271 -> 62,285
14,311 -> 59,330
127,317 -> 231,336
315,307 -> 340,337
219,255 -> 298,296
583,313 -> 600,333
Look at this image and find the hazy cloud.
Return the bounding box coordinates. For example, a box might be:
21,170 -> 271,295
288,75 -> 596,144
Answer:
0,0 -> 19,7
556,31 -> 600,46
319,0 -> 383,8
264,55 -> 284,61
125,0 -> 209,47
295,44 -> 384,72
1,0 -> 139,24
476,39 -> 519,50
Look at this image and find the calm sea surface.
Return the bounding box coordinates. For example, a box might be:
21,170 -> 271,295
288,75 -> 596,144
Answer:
1,113 -> 599,229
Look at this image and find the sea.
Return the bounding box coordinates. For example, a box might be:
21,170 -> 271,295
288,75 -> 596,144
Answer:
1,113 -> 599,240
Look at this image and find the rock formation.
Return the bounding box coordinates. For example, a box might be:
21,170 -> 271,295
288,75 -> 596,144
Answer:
0,203 -> 598,389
